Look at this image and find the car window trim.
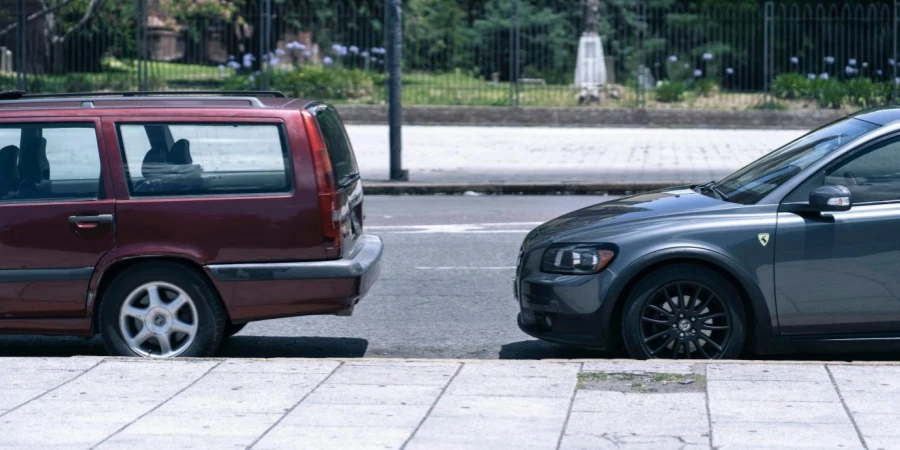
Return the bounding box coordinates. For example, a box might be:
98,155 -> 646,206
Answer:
0,119 -> 107,205
112,120 -> 295,200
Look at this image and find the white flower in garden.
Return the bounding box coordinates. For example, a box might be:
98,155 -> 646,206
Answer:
371,57 -> 379,62
876,69 -> 883,76
824,56 -> 834,64
862,62 -> 869,68
683,63 -> 690,69
808,73 -> 816,80
248,75 -> 255,82
372,47 -> 386,55
702,52 -> 713,61
227,61 -> 241,69
217,64 -> 225,70
725,67 -> 734,75
324,57 -> 334,65
668,55 -> 677,62
845,66 -> 857,75
820,72 -> 829,80
269,57 -> 280,66
361,51 -> 369,57
349,45 -> 359,54
312,48 -> 318,55
896,77 -> 900,85
285,42 -> 298,50
281,65 -> 290,72
275,48 -> 286,56
302,50 -> 311,57
694,69 -> 702,77
790,56 -> 799,64
890,58 -> 895,66
228,54 -> 235,60
848,58 -> 857,66
242,53 -> 255,68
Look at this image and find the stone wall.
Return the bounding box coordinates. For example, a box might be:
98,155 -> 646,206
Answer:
338,105 -> 847,129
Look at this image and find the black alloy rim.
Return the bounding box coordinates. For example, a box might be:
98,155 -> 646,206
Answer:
638,281 -> 733,359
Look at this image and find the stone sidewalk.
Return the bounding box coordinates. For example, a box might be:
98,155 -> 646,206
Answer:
0,357 -> 897,449
347,126 -> 806,185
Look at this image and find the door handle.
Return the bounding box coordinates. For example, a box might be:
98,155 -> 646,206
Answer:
68,214 -> 115,230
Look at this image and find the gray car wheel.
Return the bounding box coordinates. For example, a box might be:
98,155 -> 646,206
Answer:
99,262 -> 227,358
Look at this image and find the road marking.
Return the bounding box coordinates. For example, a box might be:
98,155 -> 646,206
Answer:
416,266 -> 516,270
366,222 -> 540,234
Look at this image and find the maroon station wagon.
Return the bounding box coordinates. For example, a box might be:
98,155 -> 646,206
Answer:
0,90 -> 383,357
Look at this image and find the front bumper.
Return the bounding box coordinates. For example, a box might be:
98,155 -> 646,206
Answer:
206,235 -> 384,322
515,268 -> 618,350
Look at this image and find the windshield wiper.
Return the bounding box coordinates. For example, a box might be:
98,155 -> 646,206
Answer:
697,180 -> 730,201
338,172 -> 361,188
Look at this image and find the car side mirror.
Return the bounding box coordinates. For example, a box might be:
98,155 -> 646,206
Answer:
809,185 -> 852,212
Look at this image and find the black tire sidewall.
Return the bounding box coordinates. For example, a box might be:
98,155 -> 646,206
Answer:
224,322 -> 247,338
621,265 -> 747,360
99,263 -> 226,357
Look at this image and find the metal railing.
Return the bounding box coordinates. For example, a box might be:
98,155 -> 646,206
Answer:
0,0 -> 896,110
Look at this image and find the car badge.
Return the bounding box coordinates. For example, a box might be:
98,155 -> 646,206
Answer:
757,233 -> 770,247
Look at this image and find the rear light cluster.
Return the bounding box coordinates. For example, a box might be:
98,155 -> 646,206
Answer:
302,109 -> 342,249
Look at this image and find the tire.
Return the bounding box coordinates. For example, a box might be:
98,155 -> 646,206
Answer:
99,262 -> 227,358
224,322 -> 247,338
621,264 -> 746,360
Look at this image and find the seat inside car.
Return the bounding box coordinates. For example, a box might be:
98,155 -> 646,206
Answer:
0,144 -> 19,195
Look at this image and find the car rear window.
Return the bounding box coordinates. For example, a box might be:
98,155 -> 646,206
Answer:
308,104 -> 359,188
117,123 -> 291,197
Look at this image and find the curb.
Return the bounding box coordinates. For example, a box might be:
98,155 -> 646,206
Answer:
362,181 -> 677,195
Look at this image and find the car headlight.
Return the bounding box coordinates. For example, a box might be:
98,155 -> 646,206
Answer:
541,244 -> 617,275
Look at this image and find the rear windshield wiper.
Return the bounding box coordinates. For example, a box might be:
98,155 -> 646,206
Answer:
696,180 -> 730,201
338,172 -> 361,188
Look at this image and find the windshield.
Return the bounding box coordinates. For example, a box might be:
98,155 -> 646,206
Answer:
713,118 -> 878,204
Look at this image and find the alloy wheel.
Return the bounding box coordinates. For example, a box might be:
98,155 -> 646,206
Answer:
118,281 -> 199,357
638,281 -> 732,359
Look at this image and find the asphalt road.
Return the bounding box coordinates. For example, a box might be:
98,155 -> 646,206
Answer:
0,195 -> 615,359
4,195 -> 898,361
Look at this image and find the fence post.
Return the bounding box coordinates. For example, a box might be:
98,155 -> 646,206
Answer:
15,0 -> 25,91
894,0 -> 899,102
386,0 -> 407,181
136,0 -> 145,91
635,1 -> 646,108
764,2 -> 775,103
509,0 -> 520,107
258,0 -> 272,90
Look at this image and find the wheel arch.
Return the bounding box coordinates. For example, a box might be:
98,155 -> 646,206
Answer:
603,247 -> 776,353
88,255 -> 226,335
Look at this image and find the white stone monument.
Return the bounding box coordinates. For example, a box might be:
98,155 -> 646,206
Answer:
575,0 -> 607,104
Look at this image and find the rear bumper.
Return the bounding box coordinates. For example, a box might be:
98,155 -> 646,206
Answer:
205,235 -> 384,323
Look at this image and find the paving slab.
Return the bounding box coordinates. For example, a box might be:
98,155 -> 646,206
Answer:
707,363 -> 830,382
254,425 -> 414,450
707,380 -> 840,403
326,361 -> 459,386
709,399 -> 850,424
711,422 -> 863,449
212,359 -> 341,374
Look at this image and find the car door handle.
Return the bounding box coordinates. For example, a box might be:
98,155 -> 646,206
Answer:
68,214 -> 115,229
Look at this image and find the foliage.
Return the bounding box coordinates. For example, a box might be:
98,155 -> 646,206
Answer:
846,77 -> 879,108
813,78 -> 846,109
693,78 -> 718,97
751,100 -> 788,110
773,73 -> 811,100
223,66 -> 377,101
655,80 -> 686,102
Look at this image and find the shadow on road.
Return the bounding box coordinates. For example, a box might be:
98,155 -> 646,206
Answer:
499,340 -> 626,360
217,336 -> 368,358
0,335 -> 369,359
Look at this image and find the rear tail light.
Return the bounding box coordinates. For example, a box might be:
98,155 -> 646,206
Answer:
302,109 -> 342,249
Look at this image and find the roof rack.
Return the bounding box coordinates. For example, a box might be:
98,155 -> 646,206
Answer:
19,90 -> 286,99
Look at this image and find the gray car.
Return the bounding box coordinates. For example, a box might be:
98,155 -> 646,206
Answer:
516,107 -> 900,359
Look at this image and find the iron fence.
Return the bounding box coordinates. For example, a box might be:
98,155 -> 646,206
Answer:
0,1 -> 897,111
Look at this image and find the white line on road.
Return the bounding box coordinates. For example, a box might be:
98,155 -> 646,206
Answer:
366,222 -> 540,234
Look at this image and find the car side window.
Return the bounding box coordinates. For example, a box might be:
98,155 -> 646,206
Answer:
825,136 -> 900,204
117,123 -> 291,197
0,124 -> 102,203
